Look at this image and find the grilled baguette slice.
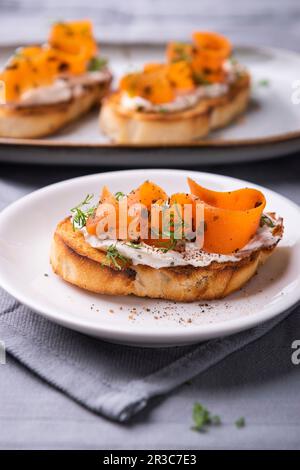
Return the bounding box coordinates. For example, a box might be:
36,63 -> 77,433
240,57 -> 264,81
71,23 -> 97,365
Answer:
0,77 -> 112,139
50,216 -> 282,302
99,74 -> 250,144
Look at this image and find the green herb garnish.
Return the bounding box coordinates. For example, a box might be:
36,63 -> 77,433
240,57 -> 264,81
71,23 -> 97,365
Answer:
235,417 -> 246,428
70,194 -> 95,231
149,202 -> 188,252
104,244 -> 129,270
193,73 -> 211,86
126,241 -> 142,249
212,415 -> 222,426
258,79 -> 270,87
88,56 -> 108,72
229,56 -> 238,65
192,403 -> 221,433
260,214 -> 275,228
115,191 -> 125,201
171,43 -> 191,63
159,239 -> 177,253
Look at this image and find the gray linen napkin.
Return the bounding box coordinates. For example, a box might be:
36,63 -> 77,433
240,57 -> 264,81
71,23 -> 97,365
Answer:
0,287 -> 297,422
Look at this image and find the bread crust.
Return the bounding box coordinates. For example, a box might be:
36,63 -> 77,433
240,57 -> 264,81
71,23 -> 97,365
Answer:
99,74 -> 250,144
0,77 -> 112,138
50,216 -> 280,302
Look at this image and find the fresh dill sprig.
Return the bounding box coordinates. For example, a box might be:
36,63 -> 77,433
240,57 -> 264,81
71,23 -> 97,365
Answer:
192,403 -> 221,433
193,73 -> 211,86
70,194 -> 96,231
88,56 -> 108,71
158,239 -> 177,253
104,244 -> 129,270
257,78 -> 270,87
229,56 -> 238,65
235,417 -> 246,428
260,214 -> 275,228
115,191 -> 125,201
191,403 -> 246,433
126,241 -> 142,249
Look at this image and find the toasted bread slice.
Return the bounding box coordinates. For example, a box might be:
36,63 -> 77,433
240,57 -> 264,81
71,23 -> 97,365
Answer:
50,216 -> 281,302
99,74 -> 250,144
0,77 -> 111,139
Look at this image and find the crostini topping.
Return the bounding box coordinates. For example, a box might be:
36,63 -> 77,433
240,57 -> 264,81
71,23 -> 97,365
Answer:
82,215 -> 282,269
120,81 -> 230,113
70,178 -> 282,270
187,178 -> 266,254
16,69 -> 110,106
0,20 -> 108,104
119,31 -> 243,111
19,79 -> 73,106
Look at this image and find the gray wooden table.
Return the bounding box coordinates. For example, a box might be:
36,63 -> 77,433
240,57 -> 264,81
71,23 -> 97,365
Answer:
0,0 -> 300,450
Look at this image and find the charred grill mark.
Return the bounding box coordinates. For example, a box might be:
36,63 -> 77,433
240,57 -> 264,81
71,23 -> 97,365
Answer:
124,267 -> 137,279
58,62 -> 70,73
6,63 -> 19,70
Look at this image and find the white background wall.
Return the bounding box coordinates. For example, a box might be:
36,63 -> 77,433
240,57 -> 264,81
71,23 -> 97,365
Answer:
0,0 -> 299,50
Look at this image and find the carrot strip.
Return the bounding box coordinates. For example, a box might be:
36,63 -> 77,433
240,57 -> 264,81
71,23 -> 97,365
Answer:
192,32 -> 231,58
86,182 -> 168,238
166,61 -> 195,92
188,178 -> 266,254
120,67 -> 174,105
86,178 -> 265,255
49,20 -> 97,61
0,20 -> 99,103
166,42 -> 194,64
127,181 -> 168,208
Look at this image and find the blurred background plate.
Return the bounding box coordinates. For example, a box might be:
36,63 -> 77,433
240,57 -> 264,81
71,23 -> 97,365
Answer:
0,44 -> 300,166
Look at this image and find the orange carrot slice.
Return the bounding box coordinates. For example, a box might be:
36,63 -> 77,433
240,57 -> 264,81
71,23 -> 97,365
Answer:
169,192 -> 194,206
166,42 -> 193,63
0,51 -> 47,101
86,182 -> 168,238
188,178 -> 266,254
0,20 -> 99,103
192,32 -> 231,58
127,181 -> 168,208
49,21 -> 98,75
143,63 -> 165,73
49,20 -> 97,60
166,61 -> 195,92
191,31 -> 231,80
86,186 -> 119,236
191,53 -> 227,83
120,67 -> 174,105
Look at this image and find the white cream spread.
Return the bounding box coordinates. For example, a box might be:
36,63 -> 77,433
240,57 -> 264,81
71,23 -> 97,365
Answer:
20,79 -> 72,105
120,60 -> 245,113
120,83 -> 228,113
82,214 -> 282,270
19,70 -> 110,106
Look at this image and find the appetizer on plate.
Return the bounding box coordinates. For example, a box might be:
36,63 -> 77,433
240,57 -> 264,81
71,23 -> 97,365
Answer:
100,32 -> 250,144
51,178 -> 283,302
0,20 -> 112,138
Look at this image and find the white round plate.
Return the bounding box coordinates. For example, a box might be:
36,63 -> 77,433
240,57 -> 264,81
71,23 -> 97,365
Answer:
0,169 -> 299,346
0,45 -> 300,165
